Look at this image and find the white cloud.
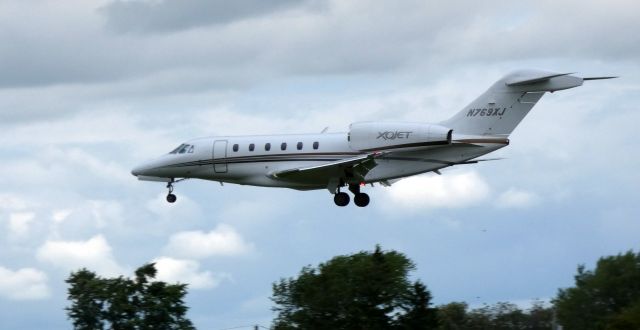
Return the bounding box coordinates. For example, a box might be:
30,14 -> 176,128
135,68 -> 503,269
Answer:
164,224 -> 253,259
84,200 -> 125,229
0,266 -> 49,300
496,188 -> 539,209
54,148 -> 133,185
0,193 -> 31,211
382,171 -> 490,211
36,235 -> 125,276
145,192 -> 202,222
218,199 -> 285,223
51,209 -> 73,224
0,146 -> 136,191
46,200 -> 126,240
153,257 -> 228,290
8,212 -> 35,240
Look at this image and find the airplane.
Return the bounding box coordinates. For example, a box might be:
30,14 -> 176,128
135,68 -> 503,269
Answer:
131,70 -> 615,207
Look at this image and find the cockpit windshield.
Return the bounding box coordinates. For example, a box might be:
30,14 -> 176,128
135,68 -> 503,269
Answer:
169,144 -> 195,154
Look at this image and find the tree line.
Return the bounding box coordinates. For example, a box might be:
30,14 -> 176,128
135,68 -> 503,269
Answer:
66,247 -> 640,329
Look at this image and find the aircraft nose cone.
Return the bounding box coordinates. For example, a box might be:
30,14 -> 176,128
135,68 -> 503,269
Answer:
131,165 -> 145,177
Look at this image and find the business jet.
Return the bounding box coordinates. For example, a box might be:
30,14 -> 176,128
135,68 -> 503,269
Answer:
131,70 -> 614,207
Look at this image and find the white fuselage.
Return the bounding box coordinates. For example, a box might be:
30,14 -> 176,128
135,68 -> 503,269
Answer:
131,132 -> 506,191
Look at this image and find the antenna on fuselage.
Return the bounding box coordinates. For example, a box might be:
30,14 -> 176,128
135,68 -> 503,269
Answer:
321,127 -> 329,133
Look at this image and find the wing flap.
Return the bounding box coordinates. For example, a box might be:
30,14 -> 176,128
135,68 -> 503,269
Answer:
270,153 -> 379,183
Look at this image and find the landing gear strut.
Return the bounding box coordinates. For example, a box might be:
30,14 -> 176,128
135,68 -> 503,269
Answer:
166,181 -> 177,203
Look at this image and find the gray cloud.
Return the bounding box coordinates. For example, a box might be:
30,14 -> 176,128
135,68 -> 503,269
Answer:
101,0 -> 314,33
1,0 -> 638,91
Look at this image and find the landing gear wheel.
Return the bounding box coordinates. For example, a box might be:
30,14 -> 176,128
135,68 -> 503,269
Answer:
334,192 -> 350,207
354,193 -> 370,207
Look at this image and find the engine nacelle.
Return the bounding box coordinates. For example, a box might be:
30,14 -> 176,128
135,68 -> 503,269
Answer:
348,121 -> 452,151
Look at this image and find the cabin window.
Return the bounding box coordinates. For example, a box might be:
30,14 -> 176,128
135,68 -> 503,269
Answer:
232,144 -> 239,152
249,143 -> 255,151
313,141 -> 319,150
297,142 -> 303,150
265,143 -> 271,151
281,142 -> 287,150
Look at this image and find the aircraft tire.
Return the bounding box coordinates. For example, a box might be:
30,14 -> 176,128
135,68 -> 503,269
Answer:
334,192 -> 350,207
166,193 -> 177,203
354,193 -> 370,207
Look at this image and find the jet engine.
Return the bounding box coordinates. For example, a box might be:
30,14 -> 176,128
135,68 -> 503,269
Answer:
348,121 -> 452,151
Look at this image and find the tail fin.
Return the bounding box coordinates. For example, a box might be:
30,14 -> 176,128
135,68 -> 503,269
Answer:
440,70 -> 590,136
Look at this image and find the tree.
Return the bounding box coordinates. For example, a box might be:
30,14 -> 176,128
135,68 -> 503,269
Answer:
467,302 -> 528,330
526,301 -> 553,330
271,245 -> 438,329
435,301 -> 552,330
553,250 -> 640,330
66,263 -> 195,330
606,300 -> 640,330
397,281 -> 439,329
436,302 -> 468,330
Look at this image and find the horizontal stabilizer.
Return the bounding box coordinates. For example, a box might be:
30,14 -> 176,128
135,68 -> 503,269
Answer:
583,76 -> 618,81
506,72 -> 573,86
457,157 -> 504,165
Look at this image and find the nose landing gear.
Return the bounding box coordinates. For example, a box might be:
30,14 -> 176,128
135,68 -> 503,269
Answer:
166,181 -> 177,203
163,178 -> 189,203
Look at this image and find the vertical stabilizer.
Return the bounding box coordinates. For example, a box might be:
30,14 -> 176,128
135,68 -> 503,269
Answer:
440,70 -> 585,136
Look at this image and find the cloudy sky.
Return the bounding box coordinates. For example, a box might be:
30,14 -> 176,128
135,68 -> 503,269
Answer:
1,0 -> 639,328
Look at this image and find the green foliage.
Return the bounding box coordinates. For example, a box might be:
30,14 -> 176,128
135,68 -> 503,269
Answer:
436,302 -> 468,330
553,250 -> 640,330
271,245 -> 438,329
397,281 -> 439,329
606,300 -> 640,330
66,263 -> 195,330
436,300 -> 552,330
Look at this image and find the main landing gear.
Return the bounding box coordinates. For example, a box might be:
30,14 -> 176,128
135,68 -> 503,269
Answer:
334,191 -> 350,206
333,184 -> 370,207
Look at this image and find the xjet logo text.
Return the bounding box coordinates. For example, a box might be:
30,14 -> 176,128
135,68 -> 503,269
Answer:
377,131 -> 412,140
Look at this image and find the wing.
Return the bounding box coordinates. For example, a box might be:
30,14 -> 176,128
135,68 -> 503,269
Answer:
270,153 -> 380,183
